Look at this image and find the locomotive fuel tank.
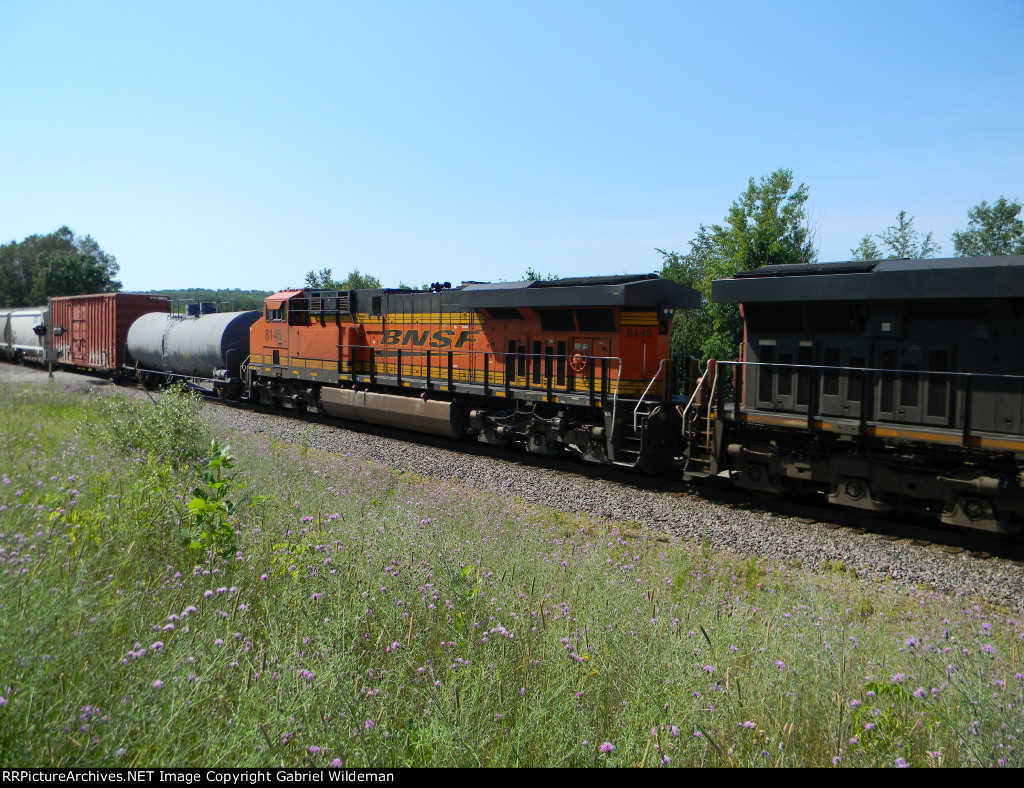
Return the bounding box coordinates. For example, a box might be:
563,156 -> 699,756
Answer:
127,310 -> 261,379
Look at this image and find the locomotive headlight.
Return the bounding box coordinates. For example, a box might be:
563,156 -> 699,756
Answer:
658,304 -> 675,334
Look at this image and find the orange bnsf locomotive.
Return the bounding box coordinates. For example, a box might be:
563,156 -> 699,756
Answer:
245,275 -> 700,472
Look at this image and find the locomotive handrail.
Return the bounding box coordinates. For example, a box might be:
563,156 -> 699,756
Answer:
678,364 -> 712,424
332,342 -> 623,406
715,359 -> 1024,381
711,359 -> 1024,447
705,361 -> 719,451
633,359 -> 667,431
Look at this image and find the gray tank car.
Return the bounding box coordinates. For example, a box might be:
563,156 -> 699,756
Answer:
127,309 -> 261,396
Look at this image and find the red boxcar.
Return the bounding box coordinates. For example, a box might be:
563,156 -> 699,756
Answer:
50,293 -> 170,372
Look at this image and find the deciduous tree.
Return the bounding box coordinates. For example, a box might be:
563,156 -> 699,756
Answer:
952,197 -> 1024,256
878,210 -> 940,259
851,211 -> 940,260
659,169 -> 816,361
850,234 -> 883,261
303,267 -> 382,290
0,227 -> 121,307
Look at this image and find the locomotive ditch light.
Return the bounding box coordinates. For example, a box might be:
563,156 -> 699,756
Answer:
659,304 -> 675,333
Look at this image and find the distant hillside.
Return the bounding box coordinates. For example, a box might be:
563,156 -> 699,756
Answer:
139,288 -> 272,312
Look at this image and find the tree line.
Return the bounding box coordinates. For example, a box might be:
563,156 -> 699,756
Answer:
0,227 -> 121,308
3,188 -> 1022,367
305,268 -> 437,292
142,288 -> 272,312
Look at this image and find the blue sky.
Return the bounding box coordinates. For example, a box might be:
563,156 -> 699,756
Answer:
1,0 -> 1021,292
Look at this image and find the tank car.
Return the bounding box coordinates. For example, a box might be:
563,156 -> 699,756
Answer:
701,254 -> 1024,535
127,306 -> 262,396
0,305 -> 57,364
246,275 -> 701,472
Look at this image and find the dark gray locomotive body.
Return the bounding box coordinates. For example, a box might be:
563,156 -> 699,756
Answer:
704,255 -> 1024,534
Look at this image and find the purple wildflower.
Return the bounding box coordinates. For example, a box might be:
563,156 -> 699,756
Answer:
599,741 -> 614,753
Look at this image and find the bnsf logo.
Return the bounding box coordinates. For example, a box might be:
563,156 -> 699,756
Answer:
381,329 -> 481,349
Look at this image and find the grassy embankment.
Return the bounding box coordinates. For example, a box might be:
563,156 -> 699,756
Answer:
0,383 -> 1022,767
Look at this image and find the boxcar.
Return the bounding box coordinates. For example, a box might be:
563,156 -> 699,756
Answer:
50,293 -> 170,372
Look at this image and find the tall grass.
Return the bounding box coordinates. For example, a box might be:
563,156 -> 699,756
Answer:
1,384 -> 1022,767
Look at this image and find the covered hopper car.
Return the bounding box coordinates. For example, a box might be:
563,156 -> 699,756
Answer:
0,305 -> 57,364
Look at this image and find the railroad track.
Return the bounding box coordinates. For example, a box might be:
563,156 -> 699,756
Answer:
194,383 -> 1024,566
4,361 -> 1021,575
